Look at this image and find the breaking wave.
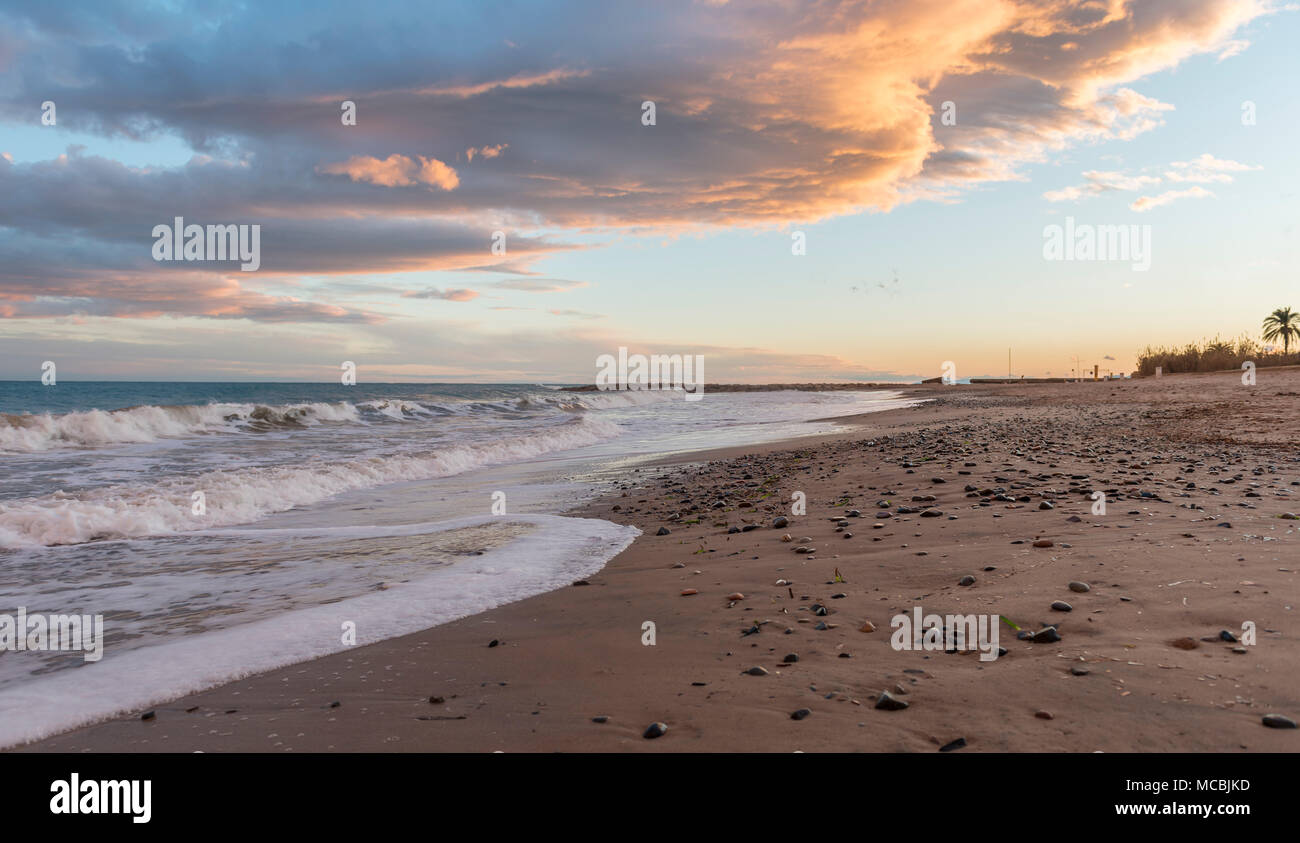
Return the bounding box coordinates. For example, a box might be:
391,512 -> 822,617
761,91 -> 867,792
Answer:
0,416 -> 622,547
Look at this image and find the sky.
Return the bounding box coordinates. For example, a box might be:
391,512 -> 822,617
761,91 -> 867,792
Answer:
1,0 -> 1297,383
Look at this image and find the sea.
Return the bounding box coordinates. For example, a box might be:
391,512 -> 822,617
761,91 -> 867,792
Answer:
0,381 -> 919,745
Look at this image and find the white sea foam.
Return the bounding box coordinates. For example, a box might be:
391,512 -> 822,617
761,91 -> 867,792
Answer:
0,415 -> 623,547
0,513 -> 639,748
0,401 -> 362,452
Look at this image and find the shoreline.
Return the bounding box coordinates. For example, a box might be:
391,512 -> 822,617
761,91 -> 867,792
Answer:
16,373 -> 1300,752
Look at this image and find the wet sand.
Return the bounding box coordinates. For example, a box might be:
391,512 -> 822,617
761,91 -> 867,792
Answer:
19,369 -> 1300,752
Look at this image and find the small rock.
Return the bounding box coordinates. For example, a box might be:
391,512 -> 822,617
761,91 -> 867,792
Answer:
1032,539 -> 1054,548
1051,600 -> 1072,612
958,575 -> 976,586
656,527 -> 671,536
875,691 -> 909,711
791,708 -> 812,721
1035,710 -> 1054,720
783,653 -> 799,663
939,737 -> 966,752
1068,581 -> 1090,593
592,715 -> 609,723
643,721 -> 668,738
744,666 -> 769,676
773,516 -> 789,529
1070,666 -> 1090,676
1262,714 -> 1297,729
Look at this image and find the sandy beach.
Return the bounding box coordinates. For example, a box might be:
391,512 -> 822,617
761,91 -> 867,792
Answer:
19,369 -> 1299,753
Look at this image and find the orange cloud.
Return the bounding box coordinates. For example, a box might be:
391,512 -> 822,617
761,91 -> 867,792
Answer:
317,154 -> 459,190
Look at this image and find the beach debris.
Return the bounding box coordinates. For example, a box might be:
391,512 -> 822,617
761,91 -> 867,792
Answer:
859,621 -> 875,632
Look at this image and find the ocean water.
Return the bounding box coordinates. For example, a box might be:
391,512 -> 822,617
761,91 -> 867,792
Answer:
0,382 -> 919,745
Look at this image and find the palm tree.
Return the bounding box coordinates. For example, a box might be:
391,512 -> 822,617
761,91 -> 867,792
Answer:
1262,307 -> 1300,354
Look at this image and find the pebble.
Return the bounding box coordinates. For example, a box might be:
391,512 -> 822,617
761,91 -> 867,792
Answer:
680,588 -> 698,596
773,516 -> 789,528
958,575 -> 975,586
1070,666 -> 1090,676
744,666 -> 769,676
1051,600 -> 1072,612
939,738 -> 966,752
643,722 -> 668,739
1035,710 -> 1054,720
783,653 -> 799,663
1262,714 -> 1297,729
875,691 -> 909,711
656,527 -> 671,536
791,708 -> 812,721
859,621 -> 876,632
1068,581 -> 1090,593
592,716 -> 609,723
920,509 -> 943,518
1032,539 -> 1054,548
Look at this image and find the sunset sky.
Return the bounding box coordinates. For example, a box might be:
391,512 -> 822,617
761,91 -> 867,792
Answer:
1,0 -> 1296,382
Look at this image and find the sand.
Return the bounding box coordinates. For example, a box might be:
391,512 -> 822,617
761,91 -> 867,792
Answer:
18,369 -> 1300,752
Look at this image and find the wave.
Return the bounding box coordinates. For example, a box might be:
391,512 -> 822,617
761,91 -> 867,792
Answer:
0,388 -> 684,453
0,416 -> 622,547
0,513 -> 640,748
0,401 -> 365,452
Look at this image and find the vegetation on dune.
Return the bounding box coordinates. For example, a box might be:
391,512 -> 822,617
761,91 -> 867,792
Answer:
1135,308 -> 1300,375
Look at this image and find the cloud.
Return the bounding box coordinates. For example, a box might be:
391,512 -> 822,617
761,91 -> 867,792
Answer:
0,0 -> 1281,331
466,143 -> 508,162
1044,169 -> 1162,201
1130,185 -> 1213,212
548,308 -> 604,319
317,154 -> 459,190
492,278 -> 588,293
1165,153 -> 1260,183
1046,153 -> 1258,204
401,287 -> 479,301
